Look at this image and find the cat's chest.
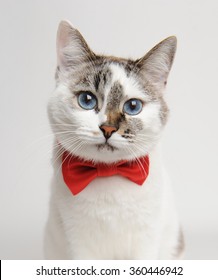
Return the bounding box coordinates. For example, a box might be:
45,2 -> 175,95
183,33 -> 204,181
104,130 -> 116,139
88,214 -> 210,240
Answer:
57,171 -> 163,228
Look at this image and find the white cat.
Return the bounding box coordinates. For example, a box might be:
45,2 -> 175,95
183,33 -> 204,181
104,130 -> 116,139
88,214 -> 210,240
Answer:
44,20 -> 184,259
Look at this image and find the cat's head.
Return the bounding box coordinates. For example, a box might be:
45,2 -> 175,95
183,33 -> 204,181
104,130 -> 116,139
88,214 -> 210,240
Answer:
48,20 -> 177,163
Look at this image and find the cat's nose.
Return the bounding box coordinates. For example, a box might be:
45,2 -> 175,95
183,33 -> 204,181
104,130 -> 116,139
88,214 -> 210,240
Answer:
100,125 -> 118,139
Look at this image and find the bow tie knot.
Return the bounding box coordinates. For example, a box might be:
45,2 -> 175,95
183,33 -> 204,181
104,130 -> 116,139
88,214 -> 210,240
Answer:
97,164 -> 118,177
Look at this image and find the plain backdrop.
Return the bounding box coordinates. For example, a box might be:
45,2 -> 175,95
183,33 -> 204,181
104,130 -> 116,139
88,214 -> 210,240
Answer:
0,0 -> 218,259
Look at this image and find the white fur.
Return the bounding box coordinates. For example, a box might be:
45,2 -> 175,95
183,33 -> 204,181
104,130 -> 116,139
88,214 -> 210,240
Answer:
45,145 -> 180,259
45,64 -> 181,259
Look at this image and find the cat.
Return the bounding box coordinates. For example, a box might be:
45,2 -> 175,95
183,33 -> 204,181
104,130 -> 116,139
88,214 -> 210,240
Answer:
44,20 -> 184,259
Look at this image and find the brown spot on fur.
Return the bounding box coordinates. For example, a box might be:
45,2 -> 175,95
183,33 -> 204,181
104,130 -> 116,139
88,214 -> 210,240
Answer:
97,143 -> 118,152
93,68 -> 112,93
119,118 -> 143,142
128,118 -> 143,131
159,97 -> 169,125
93,131 -> 100,136
103,112 -> 125,130
102,81 -> 126,129
174,229 -> 185,259
107,81 -> 123,110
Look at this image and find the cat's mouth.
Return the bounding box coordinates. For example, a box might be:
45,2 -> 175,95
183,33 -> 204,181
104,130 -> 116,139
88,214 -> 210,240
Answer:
96,143 -> 118,152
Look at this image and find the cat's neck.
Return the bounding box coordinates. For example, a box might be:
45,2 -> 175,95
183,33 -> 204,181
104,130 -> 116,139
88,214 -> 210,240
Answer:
52,139 -> 163,170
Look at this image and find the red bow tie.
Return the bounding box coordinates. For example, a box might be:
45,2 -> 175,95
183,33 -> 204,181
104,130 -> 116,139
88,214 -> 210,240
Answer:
62,151 -> 149,195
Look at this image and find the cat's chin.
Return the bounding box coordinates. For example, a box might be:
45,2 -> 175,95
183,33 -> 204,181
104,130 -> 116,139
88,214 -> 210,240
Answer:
78,144 -> 146,164
89,143 -> 125,163
96,143 -> 118,152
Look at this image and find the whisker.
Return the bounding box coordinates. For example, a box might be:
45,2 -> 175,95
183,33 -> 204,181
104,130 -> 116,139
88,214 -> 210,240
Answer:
125,146 -> 148,178
54,138 -> 87,177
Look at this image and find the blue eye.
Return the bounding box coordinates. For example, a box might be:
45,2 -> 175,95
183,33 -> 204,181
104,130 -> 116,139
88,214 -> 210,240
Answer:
78,92 -> 97,110
123,99 -> 143,115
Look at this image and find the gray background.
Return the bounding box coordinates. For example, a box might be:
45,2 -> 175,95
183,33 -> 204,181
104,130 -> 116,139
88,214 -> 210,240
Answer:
0,0 -> 218,259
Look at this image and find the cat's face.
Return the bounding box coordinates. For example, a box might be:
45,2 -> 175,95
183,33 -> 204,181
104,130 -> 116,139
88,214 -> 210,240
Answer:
48,21 -> 176,163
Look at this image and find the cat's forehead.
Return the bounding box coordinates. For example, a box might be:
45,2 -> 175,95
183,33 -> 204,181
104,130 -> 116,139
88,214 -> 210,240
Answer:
107,64 -> 144,99
69,59 -> 152,107
92,62 -> 148,102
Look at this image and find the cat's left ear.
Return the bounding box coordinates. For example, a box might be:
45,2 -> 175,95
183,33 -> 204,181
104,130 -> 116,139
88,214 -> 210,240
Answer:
136,36 -> 177,90
56,20 -> 95,70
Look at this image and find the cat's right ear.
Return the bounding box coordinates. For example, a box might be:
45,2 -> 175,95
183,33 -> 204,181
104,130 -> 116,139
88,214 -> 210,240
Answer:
56,20 -> 95,70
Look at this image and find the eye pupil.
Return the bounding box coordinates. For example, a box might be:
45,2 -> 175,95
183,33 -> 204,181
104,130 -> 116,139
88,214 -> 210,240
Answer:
78,92 -> 97,110
123,99 -> 143,115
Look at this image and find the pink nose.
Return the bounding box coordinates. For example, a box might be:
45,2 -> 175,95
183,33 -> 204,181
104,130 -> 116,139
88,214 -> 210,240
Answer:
100,125 -> 117,139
